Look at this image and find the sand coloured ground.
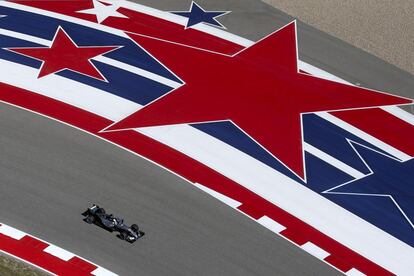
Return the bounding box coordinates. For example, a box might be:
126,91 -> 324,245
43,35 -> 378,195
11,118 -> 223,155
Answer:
263,0 -> 414,75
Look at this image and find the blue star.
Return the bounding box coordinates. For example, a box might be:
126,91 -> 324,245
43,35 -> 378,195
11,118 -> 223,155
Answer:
324,141 -> 414,229
173,1 -> 230,29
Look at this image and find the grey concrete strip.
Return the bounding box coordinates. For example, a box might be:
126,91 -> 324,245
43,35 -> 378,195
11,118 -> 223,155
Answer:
0,103 -> 339,276
263,0 -> 414,75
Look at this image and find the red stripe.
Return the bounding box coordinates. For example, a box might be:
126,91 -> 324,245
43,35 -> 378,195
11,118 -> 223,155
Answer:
332,108 -> 414,156
280,228 -> 309,245
0,83 -> 393,275
325,255 -> 353,273
12,0 -> 97,22
0,233 -> 96,275
68,257 -> 98,273
107,8 -> 244,54
13,1 -> 244,54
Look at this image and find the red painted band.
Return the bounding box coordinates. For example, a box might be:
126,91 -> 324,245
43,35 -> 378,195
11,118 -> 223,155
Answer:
333,108 -> 414,156
0,228 -> 97,275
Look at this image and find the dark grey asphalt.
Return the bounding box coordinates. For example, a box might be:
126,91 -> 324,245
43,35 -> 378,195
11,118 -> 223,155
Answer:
0,103 -> 338,276
1,0 -> 413,275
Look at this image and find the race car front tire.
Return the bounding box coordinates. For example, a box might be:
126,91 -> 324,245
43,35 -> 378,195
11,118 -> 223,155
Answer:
85,216 -> 95,224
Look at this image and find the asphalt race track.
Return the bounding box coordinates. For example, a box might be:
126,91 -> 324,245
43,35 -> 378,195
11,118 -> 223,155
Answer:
1,0 -> 413,275
0,103 -> 338,275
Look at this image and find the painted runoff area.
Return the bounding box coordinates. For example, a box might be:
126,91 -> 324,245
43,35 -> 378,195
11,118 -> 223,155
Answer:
0,1 -> 414,275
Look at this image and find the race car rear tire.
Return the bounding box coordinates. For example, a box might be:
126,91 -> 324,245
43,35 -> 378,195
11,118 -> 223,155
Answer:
131,224 -> 139,233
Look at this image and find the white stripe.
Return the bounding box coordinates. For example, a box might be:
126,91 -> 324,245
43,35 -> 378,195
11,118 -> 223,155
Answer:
304,142 -> 365,179
257,216 -> 286,233
301,242 -> 330,260
0,224 -> 26,240
381,106 -> 414,126
43,245 -> 75,261
0,28 -> 181,88
0,58 -> 140,121
0,28 -> 52,46
94,56 -> 182,88
91,267 -> 118,276
317,112 -> 411,161
298,61 -> 352,85
119,1 -> 253,47
0,1 -> 128,38
194,183 -> 242,208
346,268 -> 366,276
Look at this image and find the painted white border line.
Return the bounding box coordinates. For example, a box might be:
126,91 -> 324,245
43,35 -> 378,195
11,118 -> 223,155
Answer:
0,223 -> 117,276
0,1 -> 128,38
0,224 -> 26,240
382,106 -> 414,126
346,268 -> 366,276
301,242 -> 330,260
317,112 -> 411,161
194,183 -> 242,208
304,142 -> 365,179
43,245 -> 76,261
92,266 -> 118,276
257,216 -> 286,233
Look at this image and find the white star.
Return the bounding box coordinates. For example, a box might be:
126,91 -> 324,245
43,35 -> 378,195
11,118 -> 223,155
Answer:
77,0 -> 128,24
0,15 -> 6,18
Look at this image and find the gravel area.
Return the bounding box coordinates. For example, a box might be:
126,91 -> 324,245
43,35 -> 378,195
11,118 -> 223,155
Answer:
0,254 -> 48,276
263,0 -> 414,75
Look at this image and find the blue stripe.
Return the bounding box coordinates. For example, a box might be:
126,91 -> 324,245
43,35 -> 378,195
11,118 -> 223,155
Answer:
0,35 -> 42,67
303,114 -> 395,174
0,6 -> 181,83
305,152 -> 354,192
58,61 -> 173,105
0,35 -> 173,105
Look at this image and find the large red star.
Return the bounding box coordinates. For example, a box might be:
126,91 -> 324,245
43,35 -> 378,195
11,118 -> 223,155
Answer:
106,22 -> 412,180
8,27 -> 118,80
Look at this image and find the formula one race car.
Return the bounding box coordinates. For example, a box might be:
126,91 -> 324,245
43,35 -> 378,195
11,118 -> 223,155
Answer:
82,204 -> 145,243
